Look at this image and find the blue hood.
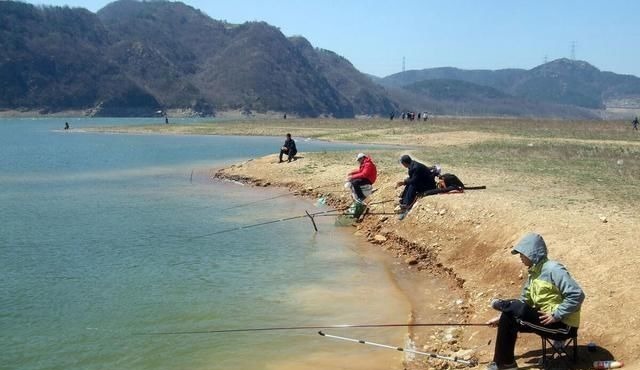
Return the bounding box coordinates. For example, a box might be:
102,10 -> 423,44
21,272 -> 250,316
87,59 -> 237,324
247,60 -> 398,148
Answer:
511,232 -> 548,265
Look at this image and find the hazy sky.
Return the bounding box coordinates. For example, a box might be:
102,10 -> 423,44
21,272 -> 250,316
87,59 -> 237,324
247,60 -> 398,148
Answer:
32,0 -> 640,78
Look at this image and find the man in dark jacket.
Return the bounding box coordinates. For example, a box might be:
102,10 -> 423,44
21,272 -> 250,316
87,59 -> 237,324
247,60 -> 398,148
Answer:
279,133 -> 297,162
395,155 -> 436,209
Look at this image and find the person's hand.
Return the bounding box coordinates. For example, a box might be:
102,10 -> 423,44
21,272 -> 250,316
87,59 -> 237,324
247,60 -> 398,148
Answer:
346,175 -> 352,181
486,315 -> 500,327
538,311 -> 558,325
395,181 -> 404,188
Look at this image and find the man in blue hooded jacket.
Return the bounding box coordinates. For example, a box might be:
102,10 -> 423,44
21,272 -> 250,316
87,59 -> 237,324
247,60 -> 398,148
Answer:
485,232 -> 585,370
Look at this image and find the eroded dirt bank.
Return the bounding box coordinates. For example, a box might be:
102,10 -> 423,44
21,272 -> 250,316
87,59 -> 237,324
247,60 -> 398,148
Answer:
213,150 -> 639,370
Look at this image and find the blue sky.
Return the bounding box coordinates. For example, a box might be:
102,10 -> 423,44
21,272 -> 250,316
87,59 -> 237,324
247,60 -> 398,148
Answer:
33,0 -> 640,78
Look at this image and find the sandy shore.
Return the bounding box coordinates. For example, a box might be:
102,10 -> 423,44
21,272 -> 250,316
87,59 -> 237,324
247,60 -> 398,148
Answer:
96,118 -> 640,369
215,151 -> 639,369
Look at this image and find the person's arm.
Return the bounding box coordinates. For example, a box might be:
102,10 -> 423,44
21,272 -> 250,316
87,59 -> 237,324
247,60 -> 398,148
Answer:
350,164 -> 366,179
403,166 -> 418,186
550,264 -> 585,321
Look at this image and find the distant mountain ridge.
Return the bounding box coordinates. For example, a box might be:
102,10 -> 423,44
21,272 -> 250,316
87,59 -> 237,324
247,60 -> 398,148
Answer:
0,0 -> 396,117
379,59 -> 640,116
2,0 -> 639,118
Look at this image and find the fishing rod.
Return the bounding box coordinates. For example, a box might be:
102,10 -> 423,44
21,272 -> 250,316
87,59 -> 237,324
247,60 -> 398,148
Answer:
187,206 -> 353,239
136,322 -> 487,335
217,182 -> 345,211
318,331 -> 477,367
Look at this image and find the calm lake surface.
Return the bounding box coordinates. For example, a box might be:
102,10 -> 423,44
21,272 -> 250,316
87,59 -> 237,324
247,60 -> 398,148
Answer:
1,118 -> 413,370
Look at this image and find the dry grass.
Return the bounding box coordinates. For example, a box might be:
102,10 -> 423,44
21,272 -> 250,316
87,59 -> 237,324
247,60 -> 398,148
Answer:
90,117 -> 640,205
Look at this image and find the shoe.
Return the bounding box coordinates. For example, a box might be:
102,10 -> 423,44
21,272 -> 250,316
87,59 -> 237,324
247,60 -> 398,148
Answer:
486,362 -> 518,370
490,298 -> 510,312
278,160 -> 284,163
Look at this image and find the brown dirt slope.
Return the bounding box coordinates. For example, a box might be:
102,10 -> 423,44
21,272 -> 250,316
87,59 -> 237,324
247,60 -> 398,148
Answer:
214,139 -> 639,369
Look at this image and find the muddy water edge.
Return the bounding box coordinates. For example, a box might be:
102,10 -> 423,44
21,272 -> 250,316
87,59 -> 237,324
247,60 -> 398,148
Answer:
213,171 -> 476,370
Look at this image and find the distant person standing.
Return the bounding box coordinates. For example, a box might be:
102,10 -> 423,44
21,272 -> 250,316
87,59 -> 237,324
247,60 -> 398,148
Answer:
284,113 -> 287,119
165,115 -> 169,124
64,122 -> 69,130
633,116 -> 639,131
279,133 -> 297,163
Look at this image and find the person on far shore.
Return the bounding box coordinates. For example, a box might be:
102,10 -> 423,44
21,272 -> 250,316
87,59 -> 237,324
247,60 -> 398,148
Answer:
279,133 -> 297,163
633,116 -> 638,131
395,155 -> 436,211
485,232 -> 584,370
64,122 -> 69,130
346,153 -> 377,204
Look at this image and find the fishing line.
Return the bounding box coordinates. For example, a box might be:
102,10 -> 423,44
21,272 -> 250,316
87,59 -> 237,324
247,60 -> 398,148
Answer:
186,207 -> 352,240
135,322 -> 488,335
202,182 -> 345,212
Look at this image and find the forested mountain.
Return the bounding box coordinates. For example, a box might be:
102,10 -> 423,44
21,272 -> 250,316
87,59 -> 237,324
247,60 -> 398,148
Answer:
0,1 -> 161,116
0,0 -> 396,117
2,0 -> 639,118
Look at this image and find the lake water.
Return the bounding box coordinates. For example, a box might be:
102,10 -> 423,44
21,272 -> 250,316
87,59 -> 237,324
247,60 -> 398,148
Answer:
1,118 -> 416,370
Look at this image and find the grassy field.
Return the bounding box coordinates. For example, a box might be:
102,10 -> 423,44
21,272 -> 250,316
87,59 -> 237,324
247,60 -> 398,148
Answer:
92,117 -> 640,205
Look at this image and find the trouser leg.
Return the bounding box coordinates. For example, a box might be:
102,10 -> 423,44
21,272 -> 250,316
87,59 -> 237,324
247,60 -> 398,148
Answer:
492,299 -> 575,365
350,178 -> 371,201
402,184 -> 417,207
279,149 -> 288,162
493,311 -> 519,365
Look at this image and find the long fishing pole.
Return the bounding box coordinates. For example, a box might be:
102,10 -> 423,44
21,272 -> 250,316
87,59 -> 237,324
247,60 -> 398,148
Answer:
318,331 -> 477,367
136,322 -> 488,335
187,207 -> 352,239
218,182 -> 345,211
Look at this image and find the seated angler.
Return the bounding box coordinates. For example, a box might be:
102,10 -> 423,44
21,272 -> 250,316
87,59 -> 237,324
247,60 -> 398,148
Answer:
395,155 -> 436,211
346,153 -> 377,204
279,133 -> 297,163
485,232 -> 585,370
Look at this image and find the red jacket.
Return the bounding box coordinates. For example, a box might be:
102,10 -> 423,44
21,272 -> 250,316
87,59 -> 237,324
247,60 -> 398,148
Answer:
349,157 -> 377,184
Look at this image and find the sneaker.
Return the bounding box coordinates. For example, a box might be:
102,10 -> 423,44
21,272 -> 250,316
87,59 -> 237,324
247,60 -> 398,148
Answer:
486,362 -> 518,370
490,298 -> 509,312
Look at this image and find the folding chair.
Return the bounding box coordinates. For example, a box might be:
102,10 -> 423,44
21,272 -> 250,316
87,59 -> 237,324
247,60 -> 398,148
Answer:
540,330 -> 578,368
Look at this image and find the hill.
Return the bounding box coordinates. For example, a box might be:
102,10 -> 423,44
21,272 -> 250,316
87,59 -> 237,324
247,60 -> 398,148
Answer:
0,2 -> 161,116
379,59 -> 640,117
3,1 -> 638,118
0,0 -> 396,117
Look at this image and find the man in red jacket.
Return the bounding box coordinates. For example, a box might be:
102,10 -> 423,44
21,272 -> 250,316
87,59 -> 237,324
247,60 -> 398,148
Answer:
347,153 -> 377,203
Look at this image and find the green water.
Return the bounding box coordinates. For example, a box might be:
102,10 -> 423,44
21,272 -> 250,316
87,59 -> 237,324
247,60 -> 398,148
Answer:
1,118 -> 411,370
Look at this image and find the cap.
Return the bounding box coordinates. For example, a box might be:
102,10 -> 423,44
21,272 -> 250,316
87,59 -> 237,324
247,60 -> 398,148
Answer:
356,153 -> 366,161
400,154 -> 412,165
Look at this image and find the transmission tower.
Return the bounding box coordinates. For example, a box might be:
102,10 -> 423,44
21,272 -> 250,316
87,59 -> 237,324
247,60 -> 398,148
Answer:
570,41 -> 576,60
402,56 -> 406,73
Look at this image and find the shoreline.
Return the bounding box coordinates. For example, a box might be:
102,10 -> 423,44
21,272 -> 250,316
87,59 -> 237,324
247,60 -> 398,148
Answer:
212,168 -> 480,369
210,141 -> 640,368
82,118 -> 640,367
